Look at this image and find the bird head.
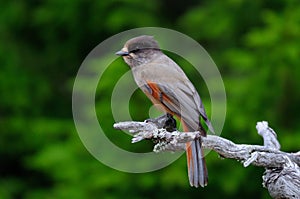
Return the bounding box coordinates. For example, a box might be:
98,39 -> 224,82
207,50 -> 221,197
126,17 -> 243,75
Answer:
116,35 -> 161,67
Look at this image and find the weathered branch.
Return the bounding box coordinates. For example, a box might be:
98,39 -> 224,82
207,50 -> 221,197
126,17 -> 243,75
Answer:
113,120 -> 300,198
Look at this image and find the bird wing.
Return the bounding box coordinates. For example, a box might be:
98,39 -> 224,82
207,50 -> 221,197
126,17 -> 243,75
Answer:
141,80 -> 206,135
132,56 -> 213,134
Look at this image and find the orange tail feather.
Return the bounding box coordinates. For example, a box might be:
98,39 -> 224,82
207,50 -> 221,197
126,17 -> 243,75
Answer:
183,122 -> 208,187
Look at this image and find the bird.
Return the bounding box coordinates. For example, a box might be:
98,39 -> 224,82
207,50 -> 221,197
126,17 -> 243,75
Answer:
116,35 -> 214,187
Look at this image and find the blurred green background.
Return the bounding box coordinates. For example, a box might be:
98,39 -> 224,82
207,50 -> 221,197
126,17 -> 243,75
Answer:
1,0 -> 300,198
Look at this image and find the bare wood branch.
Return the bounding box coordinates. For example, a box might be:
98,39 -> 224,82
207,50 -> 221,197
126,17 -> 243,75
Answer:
113,121 -> 300,198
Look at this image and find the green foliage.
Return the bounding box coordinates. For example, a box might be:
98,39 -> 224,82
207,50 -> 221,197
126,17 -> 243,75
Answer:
1,0 -> 300,198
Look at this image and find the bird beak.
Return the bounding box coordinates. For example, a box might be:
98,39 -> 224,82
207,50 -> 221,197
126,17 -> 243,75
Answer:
115,50 -> 129,56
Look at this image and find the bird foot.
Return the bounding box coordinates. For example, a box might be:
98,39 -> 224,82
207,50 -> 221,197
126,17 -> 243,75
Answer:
145,113 -> 177,132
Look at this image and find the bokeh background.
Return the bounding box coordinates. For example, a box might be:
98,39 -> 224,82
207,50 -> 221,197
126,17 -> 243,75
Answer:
1,0 -> 300,198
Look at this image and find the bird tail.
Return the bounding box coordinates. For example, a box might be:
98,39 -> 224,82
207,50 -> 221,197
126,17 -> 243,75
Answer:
183,123 -> 208,187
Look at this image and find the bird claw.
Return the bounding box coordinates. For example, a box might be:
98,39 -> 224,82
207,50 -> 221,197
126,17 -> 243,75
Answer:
145,113 -> 177,132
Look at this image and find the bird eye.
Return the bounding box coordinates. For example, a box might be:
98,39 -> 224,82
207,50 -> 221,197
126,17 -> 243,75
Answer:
129,49 -> 140,53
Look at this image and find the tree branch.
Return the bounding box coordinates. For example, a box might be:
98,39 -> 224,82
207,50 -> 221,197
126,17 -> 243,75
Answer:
113,120 -> 300,198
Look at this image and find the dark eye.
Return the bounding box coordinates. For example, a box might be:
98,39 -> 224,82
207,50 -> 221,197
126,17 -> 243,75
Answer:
130,48 -> 140,53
